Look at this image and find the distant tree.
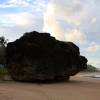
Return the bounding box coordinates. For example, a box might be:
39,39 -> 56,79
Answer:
84,64 -> 99,72
0,36 -> 7,46
0,36 -> 8,65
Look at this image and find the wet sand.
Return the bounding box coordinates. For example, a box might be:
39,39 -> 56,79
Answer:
0,75 -> 100,100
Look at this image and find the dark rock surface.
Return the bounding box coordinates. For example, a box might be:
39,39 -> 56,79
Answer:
6,31 -> 87,81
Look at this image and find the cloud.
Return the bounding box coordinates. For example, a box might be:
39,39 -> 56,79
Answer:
43,0 -> 88,44
0,0 -> 49,41
0,4 -> 13,8
8,0 -> 29,6
0,0 -> 48,13
0,12 -> 44,27
87,42 -> 100,53
43,14 -> 65,40
43,0 -> 100,45
91,17 -> 97,24
0,0 -> 30,8
0,12 -> 44,41
4,12 -> 35,26
65,29 -> 87,44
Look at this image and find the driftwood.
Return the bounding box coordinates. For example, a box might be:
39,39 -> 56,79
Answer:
6,31 -> 87,81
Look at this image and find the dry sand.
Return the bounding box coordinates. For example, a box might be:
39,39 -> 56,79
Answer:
0,75 -> 100,100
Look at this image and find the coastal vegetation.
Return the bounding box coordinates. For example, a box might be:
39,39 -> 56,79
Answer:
83,64 -> 99,72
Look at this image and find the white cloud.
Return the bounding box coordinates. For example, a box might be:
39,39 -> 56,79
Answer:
0,4 -> 13,8
65,29 -> 87,44
0,12 -> 44,41
0,0 -> 48,41
0,12 -> 37,26
87,42 -> 100,53
8,0 -> 29,7
0,0 -> 47,13
0,0 -> 30,8
91,17 -> 97,24
43,0 -> 88,44
43,14 -> 65,40
8,0 -> 27,5
7,12 -> 34,26
0,7 -> 47,27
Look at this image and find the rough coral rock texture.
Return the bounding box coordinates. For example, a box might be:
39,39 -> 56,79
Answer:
6,31 -> 87,81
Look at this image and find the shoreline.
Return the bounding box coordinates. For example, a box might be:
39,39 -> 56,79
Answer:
78,72 -> 100,79
0,73 -> 100,100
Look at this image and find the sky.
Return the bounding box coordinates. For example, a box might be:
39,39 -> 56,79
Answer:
0,0 -> 100,68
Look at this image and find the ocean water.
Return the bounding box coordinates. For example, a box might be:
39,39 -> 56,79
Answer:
91,75 -> 100,80
80,72 -> 100,80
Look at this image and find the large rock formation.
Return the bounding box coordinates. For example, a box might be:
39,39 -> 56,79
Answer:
6,31 -> 87,81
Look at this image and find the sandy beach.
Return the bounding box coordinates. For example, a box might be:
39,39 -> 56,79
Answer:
0,74 -> 100,100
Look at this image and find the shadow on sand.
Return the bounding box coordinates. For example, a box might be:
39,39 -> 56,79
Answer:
15,78 -> 84,85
